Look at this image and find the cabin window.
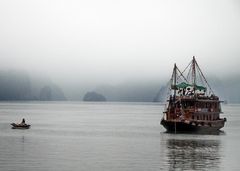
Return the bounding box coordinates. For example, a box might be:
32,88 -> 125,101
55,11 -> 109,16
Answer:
206,115 -> 208,120
182,101 -> 195,108
197,116 -> 199,120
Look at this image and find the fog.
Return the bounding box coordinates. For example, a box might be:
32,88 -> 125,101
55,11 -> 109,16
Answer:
0,0 -> 240,87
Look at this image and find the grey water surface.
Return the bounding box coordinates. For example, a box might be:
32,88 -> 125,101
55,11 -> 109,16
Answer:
0,102 -> 238,171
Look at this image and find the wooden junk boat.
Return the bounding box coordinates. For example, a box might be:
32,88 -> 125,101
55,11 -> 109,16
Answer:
160,57 -> 226,133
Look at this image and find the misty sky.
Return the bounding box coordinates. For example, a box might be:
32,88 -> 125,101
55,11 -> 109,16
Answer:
0,0 -> 240,86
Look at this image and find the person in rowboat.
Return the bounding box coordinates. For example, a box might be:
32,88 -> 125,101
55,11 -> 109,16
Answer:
20,118 -> 26,125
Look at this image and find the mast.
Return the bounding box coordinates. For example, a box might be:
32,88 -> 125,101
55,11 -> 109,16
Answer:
173,63 -> 177,99
174,63 -> 177,134
192,56 -> 196,94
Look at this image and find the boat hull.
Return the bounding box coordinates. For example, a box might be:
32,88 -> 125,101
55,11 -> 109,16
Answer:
11,123 -> 31,129
161,119 -> 225,133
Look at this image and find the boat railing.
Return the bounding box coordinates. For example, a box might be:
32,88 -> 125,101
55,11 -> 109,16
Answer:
176,95 -> 195,100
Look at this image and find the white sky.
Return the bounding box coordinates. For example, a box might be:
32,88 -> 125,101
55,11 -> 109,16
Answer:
0,0 -> 240,85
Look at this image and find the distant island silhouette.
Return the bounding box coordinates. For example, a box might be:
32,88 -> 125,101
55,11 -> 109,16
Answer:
83,91 -> 107,102
0,70 -> 66,101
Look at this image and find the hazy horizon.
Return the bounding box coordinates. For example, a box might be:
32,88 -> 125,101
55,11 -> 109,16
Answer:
1,0 -> 240,86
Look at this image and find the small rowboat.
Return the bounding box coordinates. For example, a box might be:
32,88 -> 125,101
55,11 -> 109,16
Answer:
11,123 -> 31,129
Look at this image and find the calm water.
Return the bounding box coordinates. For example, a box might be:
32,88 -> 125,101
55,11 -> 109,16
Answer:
0,102 -> 238,171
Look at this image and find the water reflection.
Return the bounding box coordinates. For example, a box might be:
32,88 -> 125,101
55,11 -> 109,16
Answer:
167,139 -> 221,171
22,136 -> 25,143
165,130 -> 226,135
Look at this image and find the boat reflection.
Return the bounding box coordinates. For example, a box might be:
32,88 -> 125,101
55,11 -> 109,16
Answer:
166,138 -> 221,171
165,130 -> 226,135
